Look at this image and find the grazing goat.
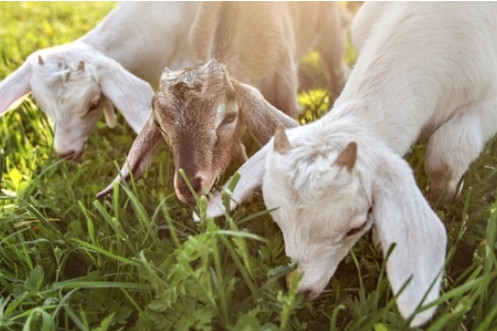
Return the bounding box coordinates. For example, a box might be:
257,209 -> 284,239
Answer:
97,60 -> 299,203
97,2 -> 349,204
203,2 -> 497,326
0,2 -> 199,159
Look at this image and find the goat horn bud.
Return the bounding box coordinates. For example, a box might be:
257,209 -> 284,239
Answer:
37,55 -> 44,65
204,58 -> 221,72
77,61 -> 85,71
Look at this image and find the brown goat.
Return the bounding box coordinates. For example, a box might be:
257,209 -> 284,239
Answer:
98,2 -> 349,203
97,61 -> 299,203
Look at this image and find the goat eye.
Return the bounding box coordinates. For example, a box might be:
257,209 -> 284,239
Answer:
87,98 -> 101,114
345,221 -> 368,238
222,112 -> 237,125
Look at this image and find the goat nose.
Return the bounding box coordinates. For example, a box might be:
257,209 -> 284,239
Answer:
190,176 -> 202,193
299,288 -> 316,301
58,150 -> 82,160
286,269 -> 317,300
179,176 -> 202,193
177,175 -> 203,204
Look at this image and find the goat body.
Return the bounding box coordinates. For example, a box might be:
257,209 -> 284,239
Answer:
0,2 -> 199,159
204,2 -> 497,326
98,2 -> 349,204
190,1 -> 350,117
83,2 -> 198,89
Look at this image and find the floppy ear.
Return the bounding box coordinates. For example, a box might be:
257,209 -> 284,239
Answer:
232,80 -> 299,146
96,114 -> 164,198
372,150 -> 447,327
102,96 -> 117,128
95,55 -> 154,133
0,61 -> 33,114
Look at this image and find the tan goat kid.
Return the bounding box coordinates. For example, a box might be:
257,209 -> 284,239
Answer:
97,61 -> 298,203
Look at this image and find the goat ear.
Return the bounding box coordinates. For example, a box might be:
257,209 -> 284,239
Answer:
372,150 -> 446,327
96,115 -> 163,198
233,80 -> 299,146
0,61 -> 33,115
274,124 -> 291,154
102,97 -> 117,129
95,55 -> 154,133
335,142 -> 357,172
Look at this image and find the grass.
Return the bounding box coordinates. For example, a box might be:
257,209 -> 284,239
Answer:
1,2 -> 497,330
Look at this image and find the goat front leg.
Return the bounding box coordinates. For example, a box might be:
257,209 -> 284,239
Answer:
317,3 -> 350,98
425,97 -> 497,200
263,55 -> 301,118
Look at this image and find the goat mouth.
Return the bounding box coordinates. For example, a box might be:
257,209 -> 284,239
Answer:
209,176 -> 220,193
59,150 -> 84,161
175,174 -> 220,205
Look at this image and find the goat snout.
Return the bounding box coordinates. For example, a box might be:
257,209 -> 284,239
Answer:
176,175 -> 203,204
286,269 -> 319,301
299,288 -> 318,301
57,149 -> 83,161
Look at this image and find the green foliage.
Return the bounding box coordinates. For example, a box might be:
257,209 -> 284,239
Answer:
1,2 -> 497,330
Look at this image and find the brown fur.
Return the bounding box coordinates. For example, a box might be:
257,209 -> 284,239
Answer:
97,61 -> 299,204
189,1 -> 350,117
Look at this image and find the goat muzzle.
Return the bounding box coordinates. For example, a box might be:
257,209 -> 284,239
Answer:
176,175 -> 203,204
58,149 -> 83,161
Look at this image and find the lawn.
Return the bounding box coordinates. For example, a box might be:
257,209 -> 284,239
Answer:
1,2 -> 497,330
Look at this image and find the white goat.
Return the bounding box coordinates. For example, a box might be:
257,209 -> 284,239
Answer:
0,2 -> 199,159
204,2 -> 497,326
97,2 -> 349,204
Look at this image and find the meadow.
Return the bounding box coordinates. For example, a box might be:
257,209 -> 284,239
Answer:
1,2 -> 496,330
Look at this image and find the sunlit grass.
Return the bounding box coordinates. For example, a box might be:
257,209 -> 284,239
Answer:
1,2 -> 496,330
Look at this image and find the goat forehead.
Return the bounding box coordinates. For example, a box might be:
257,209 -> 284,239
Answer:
31,62 -> 99,120
270,148 -> 341,199
158,87 -> 225,128
266,157 -> 371,237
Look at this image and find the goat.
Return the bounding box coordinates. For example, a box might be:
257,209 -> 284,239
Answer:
97,2 -> 349,204
202,2 -> 497,326
97,60 -> 299,204
0,2 -> 199,159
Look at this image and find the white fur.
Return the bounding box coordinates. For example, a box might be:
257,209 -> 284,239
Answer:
265,123 -> 446,327
0,2 -> 199,158
205,2 -> 497,325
